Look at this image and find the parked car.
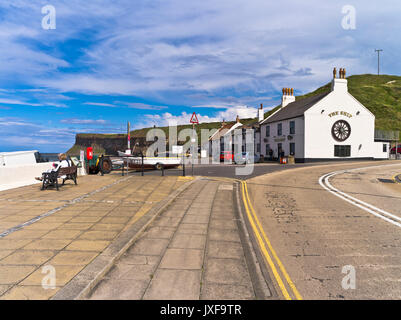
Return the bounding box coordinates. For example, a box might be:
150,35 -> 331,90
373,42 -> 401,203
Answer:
234,152 -> 260,164
220,151 -> 234,162
390,145 -> 401,154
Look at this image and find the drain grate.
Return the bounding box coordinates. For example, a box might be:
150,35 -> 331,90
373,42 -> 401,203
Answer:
378,178 -> 395,184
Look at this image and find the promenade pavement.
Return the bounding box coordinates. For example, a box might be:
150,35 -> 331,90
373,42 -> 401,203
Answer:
88,178 -> 270,300
0,173 -> 191,299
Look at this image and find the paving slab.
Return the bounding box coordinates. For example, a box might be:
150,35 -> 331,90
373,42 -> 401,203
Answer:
1,285 -> 60,300
143,269 -> 201,300
159,248 -> 204,270
129,238 -> 169,256
90,279 -> 149,300
204,258 -> 253,286
201,283 -> 255,300
143,226 -> 176,239
176,223 -> 208,235
170,234 -> 206,249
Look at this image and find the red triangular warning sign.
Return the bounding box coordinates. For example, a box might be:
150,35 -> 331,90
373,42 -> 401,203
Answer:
190,112 -> 199,124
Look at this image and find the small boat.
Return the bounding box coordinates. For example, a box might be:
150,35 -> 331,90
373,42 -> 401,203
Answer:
117,151 -> 182,170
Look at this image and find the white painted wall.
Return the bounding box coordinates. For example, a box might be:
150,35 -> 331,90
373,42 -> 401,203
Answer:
373,142 -> 390,159
0,162 -> 54,191
304,88 -> 376,159
0,150 -> 38,166
261,117 -> 304,158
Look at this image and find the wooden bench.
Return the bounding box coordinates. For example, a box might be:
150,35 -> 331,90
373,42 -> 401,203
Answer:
41,165 -> 78,191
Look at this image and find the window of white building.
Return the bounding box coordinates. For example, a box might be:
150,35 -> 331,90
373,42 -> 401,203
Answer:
277,123 -> 282,136
290,143 -> 295,155
334,145 -> 351,157
290,121 -> 295,134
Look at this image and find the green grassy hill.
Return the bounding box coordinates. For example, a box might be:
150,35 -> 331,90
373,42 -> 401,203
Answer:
67,74 -> 401,153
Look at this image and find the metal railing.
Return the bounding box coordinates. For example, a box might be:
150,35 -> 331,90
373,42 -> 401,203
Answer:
104,154 -> 186,177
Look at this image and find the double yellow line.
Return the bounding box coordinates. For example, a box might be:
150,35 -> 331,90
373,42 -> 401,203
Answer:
241,181 -> 302,300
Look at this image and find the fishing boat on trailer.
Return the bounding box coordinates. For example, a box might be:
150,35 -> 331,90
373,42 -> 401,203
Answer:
116,150 -> 182,170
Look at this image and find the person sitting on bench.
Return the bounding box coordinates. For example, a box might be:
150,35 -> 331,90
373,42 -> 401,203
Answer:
35,153 -> 71,181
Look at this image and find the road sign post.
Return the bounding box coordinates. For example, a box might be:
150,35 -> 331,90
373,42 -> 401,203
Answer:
127,121 -> 131,150
190,113 -> 199,177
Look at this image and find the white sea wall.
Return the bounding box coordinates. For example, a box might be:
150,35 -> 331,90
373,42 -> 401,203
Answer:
0,162 -> 54,191
0,150 -> 38,166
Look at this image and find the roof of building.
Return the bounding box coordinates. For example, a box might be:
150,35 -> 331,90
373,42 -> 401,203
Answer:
209,122 -> 240,140
209,122 -> 242,140
263,91 -> 330,124
232,122 -> 260,132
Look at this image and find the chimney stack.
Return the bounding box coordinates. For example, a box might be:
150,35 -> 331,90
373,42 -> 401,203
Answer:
258,103 -> 264,122
331,67 -> 348,92
281,87 -> 295,108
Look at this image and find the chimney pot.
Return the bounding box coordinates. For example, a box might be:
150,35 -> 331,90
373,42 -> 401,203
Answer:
236,115 -> 240,123
333,67 -> 337,79
260,103 -> 263,109
331,68 -> 348,92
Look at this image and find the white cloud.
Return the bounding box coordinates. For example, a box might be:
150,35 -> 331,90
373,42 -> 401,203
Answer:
84,102 -> 116,107
60,118 -> 107,125
2,0 -> 401,103
115,102 -> 168,110
137,105 -> 258,129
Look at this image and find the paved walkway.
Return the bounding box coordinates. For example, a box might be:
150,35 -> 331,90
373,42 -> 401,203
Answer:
88,179 -> 266,300
0,174 -> 190,299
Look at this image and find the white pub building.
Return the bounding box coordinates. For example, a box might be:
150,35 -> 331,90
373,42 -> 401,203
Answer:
260,68 -> 390,162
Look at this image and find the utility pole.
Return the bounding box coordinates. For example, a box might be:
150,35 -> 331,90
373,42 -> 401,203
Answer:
375,49 -> 383,75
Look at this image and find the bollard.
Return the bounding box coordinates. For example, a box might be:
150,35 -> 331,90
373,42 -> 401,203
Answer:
182,161 -> 185,177
100,155 -> 104,176
122,157 -> 124,176
161,164 -> 165,176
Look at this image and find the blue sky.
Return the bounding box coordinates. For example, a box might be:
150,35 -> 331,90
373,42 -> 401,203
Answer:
0,0 -> 400,152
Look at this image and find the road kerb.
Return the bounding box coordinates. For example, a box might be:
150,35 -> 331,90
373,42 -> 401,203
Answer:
233,181 -> 273,299
241,181 -> 302,300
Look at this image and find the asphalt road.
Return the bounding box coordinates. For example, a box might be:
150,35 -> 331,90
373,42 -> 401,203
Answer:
113,160 -> 359,180
247,160 -> 401,299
